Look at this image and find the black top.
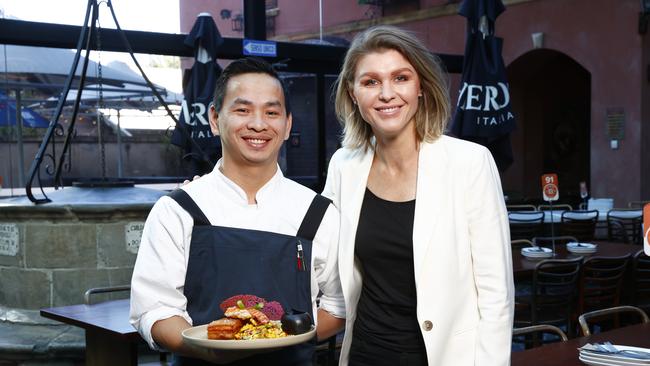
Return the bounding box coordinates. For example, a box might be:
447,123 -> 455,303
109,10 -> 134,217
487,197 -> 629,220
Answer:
353,188 -> 425,353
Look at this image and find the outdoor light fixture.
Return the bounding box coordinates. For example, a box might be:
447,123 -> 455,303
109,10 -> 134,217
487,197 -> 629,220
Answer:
640,0 -> 650,34
220,9 -> 232,20
232,13 -> 244,32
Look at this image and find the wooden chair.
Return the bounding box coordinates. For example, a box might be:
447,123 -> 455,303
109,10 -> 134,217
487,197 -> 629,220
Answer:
560,210 -> 599,242
538,203 -> 573,211
509,211 -> 545,241
578,305 -> 649,336
579,255 -> 630,316
633,250 -> 650,314
514,257 -> 583,337
607,209 -> 643,245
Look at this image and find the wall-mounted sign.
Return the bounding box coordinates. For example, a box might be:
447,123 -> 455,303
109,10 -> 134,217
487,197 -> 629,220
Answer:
0,223 -> 19,256
606,108 -> 625,140
541,173 -> 559,202
243,39 -> 277,57
125,222 -> 145,254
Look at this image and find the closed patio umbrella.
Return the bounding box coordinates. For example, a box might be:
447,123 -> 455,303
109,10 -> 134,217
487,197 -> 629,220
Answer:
170,13 -> 223,177
450,0 -> 515,171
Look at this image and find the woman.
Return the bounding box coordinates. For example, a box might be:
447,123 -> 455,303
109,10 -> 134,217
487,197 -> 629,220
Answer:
322,25 -> 514,366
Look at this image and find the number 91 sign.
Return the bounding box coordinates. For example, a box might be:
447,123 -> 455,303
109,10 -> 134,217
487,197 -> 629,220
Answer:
541,173 -> 559,202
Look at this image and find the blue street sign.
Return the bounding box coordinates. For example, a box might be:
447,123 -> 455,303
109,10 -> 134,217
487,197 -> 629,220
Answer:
242,39 -> 277,57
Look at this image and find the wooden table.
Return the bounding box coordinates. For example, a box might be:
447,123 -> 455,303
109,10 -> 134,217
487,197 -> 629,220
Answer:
40,299 -> 140,366
511,322 -> 650,366
513,241 -> 641,276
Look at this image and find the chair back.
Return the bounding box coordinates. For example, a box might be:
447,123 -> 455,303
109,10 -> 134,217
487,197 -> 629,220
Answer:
509,211 -> 545,241
607,209 -> 643,245
538,203 -> 572,211
579,255 -> 630,314
530,258 -> 583,330
507,204 -> 538,211
84,285 -> 131,305
561,210 -> 599,242
511,239 -> 534,250
512,324 -> 568,341
633,250 -> 650,313
578,305 -> 649,336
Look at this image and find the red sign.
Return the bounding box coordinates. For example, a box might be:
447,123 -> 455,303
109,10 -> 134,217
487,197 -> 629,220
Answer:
643,203 -> 650,255
541,174 -> 559,202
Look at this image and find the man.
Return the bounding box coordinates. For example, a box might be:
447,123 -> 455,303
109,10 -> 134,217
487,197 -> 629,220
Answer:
130,58 -> 345,365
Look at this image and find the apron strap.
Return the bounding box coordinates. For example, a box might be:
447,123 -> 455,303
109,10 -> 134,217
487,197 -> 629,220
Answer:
167,189 -> 211,226
296,194 -> 332,241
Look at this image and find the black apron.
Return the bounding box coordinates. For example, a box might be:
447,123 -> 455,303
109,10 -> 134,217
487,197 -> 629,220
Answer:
168,189 -> 331,366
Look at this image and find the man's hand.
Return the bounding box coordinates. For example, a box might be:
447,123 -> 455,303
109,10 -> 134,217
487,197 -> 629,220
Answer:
316,309 -> 345,342
152,316 -> 272,364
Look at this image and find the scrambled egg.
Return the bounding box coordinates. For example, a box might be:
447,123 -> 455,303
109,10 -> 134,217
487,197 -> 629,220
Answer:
234,320 -> 287,340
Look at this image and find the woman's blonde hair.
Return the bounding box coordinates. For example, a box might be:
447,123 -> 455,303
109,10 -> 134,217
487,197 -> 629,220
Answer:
334,25 -> 451,150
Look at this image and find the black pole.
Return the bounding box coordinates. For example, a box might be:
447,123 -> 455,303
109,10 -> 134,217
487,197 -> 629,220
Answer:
244,0 -> 266,40
316,74 -> 326,192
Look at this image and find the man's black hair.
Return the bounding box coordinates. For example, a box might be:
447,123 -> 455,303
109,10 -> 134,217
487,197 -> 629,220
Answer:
212,57 -> 291,115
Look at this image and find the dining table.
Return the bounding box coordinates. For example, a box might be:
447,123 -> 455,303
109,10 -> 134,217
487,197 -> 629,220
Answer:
511,322 -> 650,366
40,298 -> 141,366
512,241 -> 641,277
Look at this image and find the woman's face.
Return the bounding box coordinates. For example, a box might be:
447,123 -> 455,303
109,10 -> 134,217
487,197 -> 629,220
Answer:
351,49 -> 421,141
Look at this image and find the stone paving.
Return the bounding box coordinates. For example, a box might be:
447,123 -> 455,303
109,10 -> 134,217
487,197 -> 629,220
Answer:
0,306 -> 84,365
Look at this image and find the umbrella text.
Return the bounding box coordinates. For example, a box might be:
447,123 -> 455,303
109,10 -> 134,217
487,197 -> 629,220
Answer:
457,82 -> 511,112
181,100 -> 210,126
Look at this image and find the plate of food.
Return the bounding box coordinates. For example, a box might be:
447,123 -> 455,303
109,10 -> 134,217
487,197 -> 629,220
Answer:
182,294 -> 316,350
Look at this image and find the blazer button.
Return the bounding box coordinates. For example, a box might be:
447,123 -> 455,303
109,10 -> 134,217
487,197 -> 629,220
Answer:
422,320 -> 433,331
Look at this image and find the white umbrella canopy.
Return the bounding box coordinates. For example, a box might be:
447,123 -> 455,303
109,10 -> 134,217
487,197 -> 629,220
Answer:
0,44 -> 145,86
45,83 -> 182,109
1,45 -> 182,111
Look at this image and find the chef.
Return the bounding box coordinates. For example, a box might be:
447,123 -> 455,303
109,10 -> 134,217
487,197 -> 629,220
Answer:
130,57 -> 345,365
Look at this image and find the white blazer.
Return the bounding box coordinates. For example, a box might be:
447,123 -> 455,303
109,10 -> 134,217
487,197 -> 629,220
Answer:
323,135 -> 514,366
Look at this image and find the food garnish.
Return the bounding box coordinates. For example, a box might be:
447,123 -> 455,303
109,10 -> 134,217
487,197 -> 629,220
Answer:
219,294 -> 284,320
209,295 -> 289,340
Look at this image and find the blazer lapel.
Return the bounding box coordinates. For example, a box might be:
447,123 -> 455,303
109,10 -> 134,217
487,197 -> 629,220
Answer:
413,138 -> 449,281
340,148 -> 373,297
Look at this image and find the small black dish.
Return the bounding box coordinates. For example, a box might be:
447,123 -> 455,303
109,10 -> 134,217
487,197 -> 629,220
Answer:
281,310 -> 313,335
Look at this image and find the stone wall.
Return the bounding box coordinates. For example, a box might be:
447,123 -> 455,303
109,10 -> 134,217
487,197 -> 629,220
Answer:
0,204 -> 152,309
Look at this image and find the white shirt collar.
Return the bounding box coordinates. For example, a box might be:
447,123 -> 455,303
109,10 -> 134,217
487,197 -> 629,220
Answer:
208,159 -> 284,208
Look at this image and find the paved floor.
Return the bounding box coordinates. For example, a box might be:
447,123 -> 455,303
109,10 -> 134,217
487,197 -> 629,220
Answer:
0,305 -> 171,366
0,306 -> 84,365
